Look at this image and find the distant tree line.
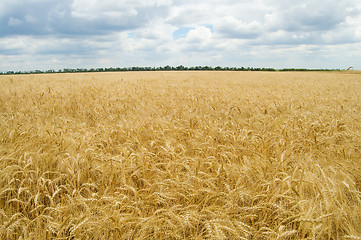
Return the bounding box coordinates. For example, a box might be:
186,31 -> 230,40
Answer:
0,65 -> 340,75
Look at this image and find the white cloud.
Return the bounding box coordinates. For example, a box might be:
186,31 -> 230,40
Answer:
1,0 -> 361,71
214,16 -> 262,39
134,22 -> 176,40
71,0 -> 139,20
185,26 -> 211,43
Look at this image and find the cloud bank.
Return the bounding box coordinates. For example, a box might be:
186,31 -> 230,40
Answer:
1,0 -> 360,71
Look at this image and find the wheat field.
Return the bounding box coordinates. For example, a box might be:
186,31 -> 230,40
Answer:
0,71 -> 361,239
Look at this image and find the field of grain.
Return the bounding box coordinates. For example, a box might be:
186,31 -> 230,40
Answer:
1,71 -> 361,239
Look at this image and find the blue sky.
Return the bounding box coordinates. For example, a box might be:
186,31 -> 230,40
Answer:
0,0 -> 360,71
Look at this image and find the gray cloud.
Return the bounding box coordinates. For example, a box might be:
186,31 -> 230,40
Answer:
0,1 -> 57,36
264,0 -> 357,32
0,0 -> 170,37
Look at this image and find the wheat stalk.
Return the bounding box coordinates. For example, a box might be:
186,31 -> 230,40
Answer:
0,71 -> 360,239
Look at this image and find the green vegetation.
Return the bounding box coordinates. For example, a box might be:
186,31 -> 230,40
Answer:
0,65 -> 341,75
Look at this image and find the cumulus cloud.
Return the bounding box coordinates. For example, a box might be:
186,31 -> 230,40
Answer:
264,1 -> 353,32
133,22 -> 176,40
0,0 -> 171,36
185,27 -> 211,43
0,0 -> 361,71
214,16 -> 262,39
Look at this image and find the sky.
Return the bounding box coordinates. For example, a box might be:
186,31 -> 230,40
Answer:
0,0 -> 361,72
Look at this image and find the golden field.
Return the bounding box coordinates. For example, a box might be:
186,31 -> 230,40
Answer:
0,71 -> 361,239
